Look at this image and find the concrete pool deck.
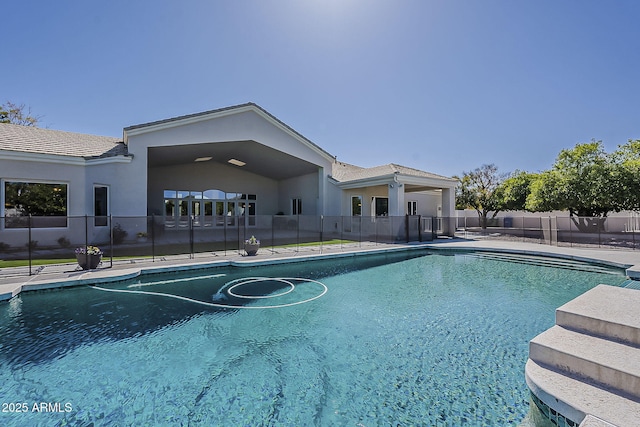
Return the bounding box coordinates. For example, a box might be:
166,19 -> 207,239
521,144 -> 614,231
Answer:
2,238 -> 640,302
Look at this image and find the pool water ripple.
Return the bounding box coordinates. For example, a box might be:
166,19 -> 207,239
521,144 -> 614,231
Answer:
0,251 -> 627,426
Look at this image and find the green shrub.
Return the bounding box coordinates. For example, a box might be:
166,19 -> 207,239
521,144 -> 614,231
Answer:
57,236 -> 71,248
113,223 -> 128,244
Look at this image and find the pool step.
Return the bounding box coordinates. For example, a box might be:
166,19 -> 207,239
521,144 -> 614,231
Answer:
525,359 -> 640,427
526,285 -> 640,427
465,252 -> 619,275
530,325 -> 640,399
556,285 -> 640,347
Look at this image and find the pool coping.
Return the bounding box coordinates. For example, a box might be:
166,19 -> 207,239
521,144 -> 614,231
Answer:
0,244 -> 426,302
1,239 -> 640,302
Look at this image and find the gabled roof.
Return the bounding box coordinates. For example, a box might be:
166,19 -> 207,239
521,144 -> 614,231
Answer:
331,161 -> 457,183
123,102 -> 335,162
0,123 -> 127,159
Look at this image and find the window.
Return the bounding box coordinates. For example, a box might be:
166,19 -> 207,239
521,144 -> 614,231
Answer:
163,189 -> 257,228
351,196 -> 362,216
407,201 -> 417,216
292,198 -> 302,215
94,186 -> 108,226
4,181 -> 68,228
374,197 -> 388,217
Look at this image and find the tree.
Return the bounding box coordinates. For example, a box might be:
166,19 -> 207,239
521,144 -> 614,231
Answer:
0,101 -> 41,126
455,164 -> 506,228
525,140 -> 616,231
499,170 -> 537,211
611,139 -> 640,211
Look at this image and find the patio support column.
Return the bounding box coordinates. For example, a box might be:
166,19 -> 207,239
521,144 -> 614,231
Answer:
317,167 -> 325,215
388,181 -> 405,217
441,187 -> 456,237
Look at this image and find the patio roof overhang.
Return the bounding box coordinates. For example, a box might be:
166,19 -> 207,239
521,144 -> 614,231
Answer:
147,140 -> 320,181
330,173 -> 458,192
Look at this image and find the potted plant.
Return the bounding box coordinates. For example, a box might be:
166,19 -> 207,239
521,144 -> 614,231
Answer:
244,236 -> 260,256
136,231 -> 148,242
75,245 -> 103,270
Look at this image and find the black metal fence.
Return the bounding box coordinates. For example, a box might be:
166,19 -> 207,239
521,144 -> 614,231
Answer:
456,215 -> 640,250
4,213 -> 637,276
0,215 -> 448,274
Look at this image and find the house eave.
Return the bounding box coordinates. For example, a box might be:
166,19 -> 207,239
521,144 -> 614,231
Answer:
332,173 -> 458,190
123,103 -> 336,164
396,174 -> 459,189
0,150 -> 132,166
331,174 -> 397,189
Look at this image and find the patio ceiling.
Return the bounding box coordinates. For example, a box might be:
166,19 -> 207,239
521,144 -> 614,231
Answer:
147,140 -> 320,180
404,184 -> 444,192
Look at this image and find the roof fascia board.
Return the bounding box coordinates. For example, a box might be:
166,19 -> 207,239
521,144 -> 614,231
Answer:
333,174 -> 397,189
397,174 -> 459,188
250,107 -> 335,163
123,105 -> 255,138
334,173 -> 458,190
0,150 -> 131,166
86,156 -> 133,165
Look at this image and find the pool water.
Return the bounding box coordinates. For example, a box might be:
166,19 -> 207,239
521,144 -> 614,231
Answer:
0,251 -> 626,426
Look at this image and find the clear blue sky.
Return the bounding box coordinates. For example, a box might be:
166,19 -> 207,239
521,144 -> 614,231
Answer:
3,0 -> 639,177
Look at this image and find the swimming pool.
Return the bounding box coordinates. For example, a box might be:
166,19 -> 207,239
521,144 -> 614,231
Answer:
0,250 -> 626,426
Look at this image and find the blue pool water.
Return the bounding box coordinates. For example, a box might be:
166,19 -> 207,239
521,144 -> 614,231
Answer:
0,250 -> 627,426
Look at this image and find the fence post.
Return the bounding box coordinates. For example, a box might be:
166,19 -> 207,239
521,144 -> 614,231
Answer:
405,215 -> 409,243
223,216 -> 227,256
236,216 -> 240,256
296,214 -> 300,252
320,216 -> 324,254
375,216 -> 378,246
432,217 -> 437,240
190,215 -> 194,259
418,215 -> 422,242
28,214 -> 33,275
271,215 -> 275,254
598,218 -> 601,248
151,214 -> 155,262
109,215 -> 113,267
84,214 -> 89,268
569,217 -> 573,247
464,216 -> 467,239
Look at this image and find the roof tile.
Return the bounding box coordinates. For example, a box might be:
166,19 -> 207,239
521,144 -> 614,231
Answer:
0,123 -> 126,158
332,161 -> 455,182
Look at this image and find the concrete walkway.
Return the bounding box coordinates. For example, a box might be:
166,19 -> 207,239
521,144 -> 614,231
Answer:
2,238 -> 640,302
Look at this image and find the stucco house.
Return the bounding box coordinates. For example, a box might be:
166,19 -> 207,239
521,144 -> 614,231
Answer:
0,103 -> 457,247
